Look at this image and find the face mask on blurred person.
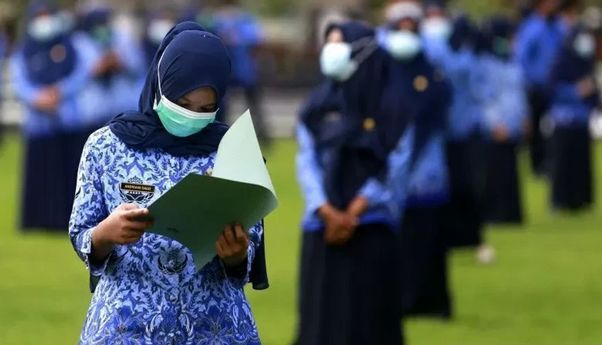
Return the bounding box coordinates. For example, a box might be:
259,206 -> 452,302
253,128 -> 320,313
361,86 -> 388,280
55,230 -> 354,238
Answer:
386,30 -> 422,60
320,37 -> 377,81
28,14 -> 64,41
574,33 -> 596,58
148,19 -> 175,45
93,25 -> 113,46
153,54 -> 218,137
421,17 -> 452,41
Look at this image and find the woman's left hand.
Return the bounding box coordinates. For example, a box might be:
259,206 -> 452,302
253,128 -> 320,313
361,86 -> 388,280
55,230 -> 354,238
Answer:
216,223 -> 249,267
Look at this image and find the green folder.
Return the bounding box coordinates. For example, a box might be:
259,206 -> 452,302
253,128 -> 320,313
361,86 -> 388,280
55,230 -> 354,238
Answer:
147,110 -> 278,268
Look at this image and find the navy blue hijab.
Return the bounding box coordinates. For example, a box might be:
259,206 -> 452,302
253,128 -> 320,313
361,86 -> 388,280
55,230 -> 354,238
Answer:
481,16 -> 517,60
449,14 -> 477,52
21,1 -> 77,86
552,24 -> 600,107
383,29 -> 451,168
300,21 -> 394,209
109,22 -> 230,157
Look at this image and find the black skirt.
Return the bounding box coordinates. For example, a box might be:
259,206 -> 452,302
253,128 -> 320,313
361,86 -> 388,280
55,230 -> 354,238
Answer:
399,206 -> 452,319
444,137 -> 484,248
21,131 -> 89,231
296,224 -> 404,345
483,142 -> 523,224
549,126 -> 593,211
527,89 -> 550,176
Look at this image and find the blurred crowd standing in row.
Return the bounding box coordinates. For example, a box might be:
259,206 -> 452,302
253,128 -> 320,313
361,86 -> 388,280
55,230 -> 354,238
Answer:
0,0 -> 266,232
294,0 -> 600,344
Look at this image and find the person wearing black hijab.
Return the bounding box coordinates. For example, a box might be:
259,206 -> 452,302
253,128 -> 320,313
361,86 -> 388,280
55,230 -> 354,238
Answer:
380,1 -> 454,319
295,20 -> 406,345
548,0 -> 599,210
69,22 -> 267,343
11,1 -> 89,231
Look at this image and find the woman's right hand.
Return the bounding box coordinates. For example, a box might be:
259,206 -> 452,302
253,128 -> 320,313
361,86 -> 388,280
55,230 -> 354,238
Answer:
94,203 -> 153,246
90,204 -> 153,265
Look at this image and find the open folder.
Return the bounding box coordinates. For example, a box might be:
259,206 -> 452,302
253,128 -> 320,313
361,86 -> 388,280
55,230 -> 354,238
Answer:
147,110 -> 278,268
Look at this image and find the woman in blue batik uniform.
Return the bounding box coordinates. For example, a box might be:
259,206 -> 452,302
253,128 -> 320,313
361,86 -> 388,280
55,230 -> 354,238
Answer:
69,22 -> 266,344
295,21 -> 407,345
380,2 -> 454,319
476,16 -> 528,224
548,0 -> 599,211
12,1 -> 89,231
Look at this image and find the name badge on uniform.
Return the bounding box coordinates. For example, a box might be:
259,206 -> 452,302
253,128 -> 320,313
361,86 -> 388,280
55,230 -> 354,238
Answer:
119,177 -> 156,203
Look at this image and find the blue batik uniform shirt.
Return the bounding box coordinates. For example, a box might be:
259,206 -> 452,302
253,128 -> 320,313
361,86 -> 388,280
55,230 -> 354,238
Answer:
69,127 -> 263,344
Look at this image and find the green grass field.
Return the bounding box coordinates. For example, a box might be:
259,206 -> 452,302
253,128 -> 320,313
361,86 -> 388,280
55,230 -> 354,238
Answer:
1,133 -> 601,345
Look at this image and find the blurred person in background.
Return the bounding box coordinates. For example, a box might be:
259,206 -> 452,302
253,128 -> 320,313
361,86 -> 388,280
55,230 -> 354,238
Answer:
420,1 -> 489,259
0,24 -> 7,144
11,1 -> 89,231
211,0 -> 269,144
141,6 -> 177,71
379,0 -> 454,319
295,21 -> 406,345
73,5 -> 145,134
515,0 -> 562,176
547,0 -> 599,211
475,16 -> 529,224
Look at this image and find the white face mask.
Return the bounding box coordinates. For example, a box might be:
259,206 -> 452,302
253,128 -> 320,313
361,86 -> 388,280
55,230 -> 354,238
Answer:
386,30 -> 422,60
148,19 -> 174,45
28,15 -> 64,42
574,33 -> 596,58
421,17 -> 452,41
320,42 -> 357,81
319,37 -> 377,82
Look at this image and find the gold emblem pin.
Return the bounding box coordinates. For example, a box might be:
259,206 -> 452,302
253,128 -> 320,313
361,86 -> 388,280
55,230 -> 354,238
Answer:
50,44 -> 67,63
363,117 -> 376,131
414,75 -> 429,92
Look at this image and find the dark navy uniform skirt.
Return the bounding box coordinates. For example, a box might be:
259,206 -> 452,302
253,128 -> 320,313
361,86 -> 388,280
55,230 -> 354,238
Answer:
549,126 -> 593,211
444,136 -> 485,248
483,142 -> 523,224
399,206 -> 452,319
296,224 -> 404,345
21,130 -> 89,231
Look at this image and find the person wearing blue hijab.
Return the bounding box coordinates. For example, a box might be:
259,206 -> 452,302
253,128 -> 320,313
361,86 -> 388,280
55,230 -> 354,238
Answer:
211,0 -> 270,144
72,5 -> 145,132
141,7 -> 178,70
11,1 -> 89,231
380,1 -> 454,319
475,16 -> 528,224
295,20 -> 406,345
548,0 -> 599,210
69,22 -> 266,343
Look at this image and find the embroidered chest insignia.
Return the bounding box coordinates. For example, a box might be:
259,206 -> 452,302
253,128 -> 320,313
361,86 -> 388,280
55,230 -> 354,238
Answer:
119,177 -> 155,204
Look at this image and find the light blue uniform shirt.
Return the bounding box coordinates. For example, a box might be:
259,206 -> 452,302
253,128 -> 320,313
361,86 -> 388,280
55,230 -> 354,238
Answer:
73,28 -> 145,128
474,55 -> 528,141
69,127 -> 262,344
402,126 -> 450,207
296,124 -> 407,231
423,38 -> 483,141
213,8 -> 262,87
11,44 -> 89,137
515,14 -> 563,88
